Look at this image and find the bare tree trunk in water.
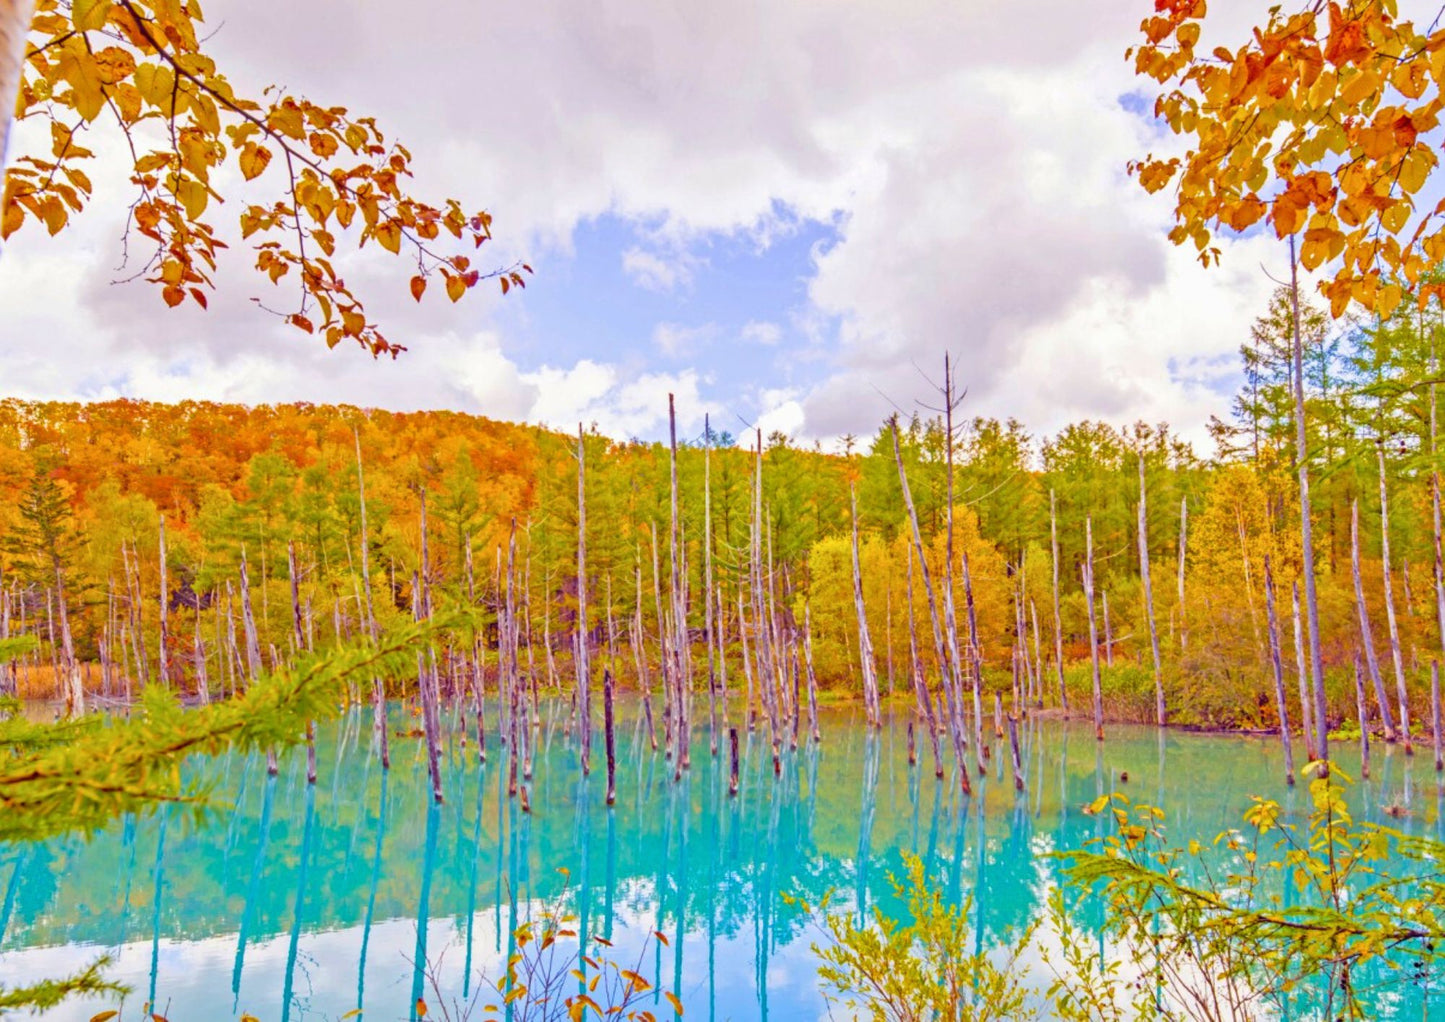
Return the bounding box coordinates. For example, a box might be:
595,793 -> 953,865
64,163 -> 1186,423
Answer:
576,423 -> 591,775
1050,490 -> 1067,714
1263,555 -> 1295,786
1138,455 -> 1165,726
1378,445 -> 1412,753
1289,235 -> 1328,770
1083,517 -> 1103,741
1352,500 -> 1397,742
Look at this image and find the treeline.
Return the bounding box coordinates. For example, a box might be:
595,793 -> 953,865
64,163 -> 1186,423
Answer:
1,282 -> 1443,737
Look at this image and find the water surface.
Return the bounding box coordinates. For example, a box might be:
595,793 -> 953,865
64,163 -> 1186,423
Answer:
2,704 -> 1439,1019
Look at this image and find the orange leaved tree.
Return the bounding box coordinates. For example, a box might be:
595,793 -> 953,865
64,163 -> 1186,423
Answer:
0,0 -> 527,356
1128,0 -> 1445,765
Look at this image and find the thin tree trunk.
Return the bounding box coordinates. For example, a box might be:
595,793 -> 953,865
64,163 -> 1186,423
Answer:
576,424 -> 592,775
907,540 -> 944,780
942,358 -> 986,776
1264,555 -> 1295,785
603,669 -> 616,806
289,541 -> 317,785
1177,497 -> 1189,658
158,515 -> 170,687
849,483 -> 881,727
668,396 -> 688,778
1293,582 -> 1316,761
1134,458 -> 1164,724
704,413 -> 718,755
1050,489 -> 1067,713
891,416 -> 971,796
354,428 -> 388,770
1354,654 -> 1371,779
1433,659 -> 1443,773
1083,517 -> 1103,741
803,604 -> 821,743
1378,445 -> 1413,753
52,560 -> 81,716
1289,235 -> 1328,770
1352,500 -> 1397,741
1006,713 -> 1024,791
416,492 -> 443,803
1102,590 -> 1113,668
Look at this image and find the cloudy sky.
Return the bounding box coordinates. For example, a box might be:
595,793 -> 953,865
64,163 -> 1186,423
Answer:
0,0 -> 1289,449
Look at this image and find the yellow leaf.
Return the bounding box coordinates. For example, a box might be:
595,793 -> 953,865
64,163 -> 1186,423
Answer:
2,198 -> 25,240
410,275 -> 426,301
375,221 -> 401,254
416,998 -> 428,1018
60,46 -> 107,122
176,178 -> 208,221
664,990 -> 684,1015
338,1011 -> 363,1020
239,143 -> 272,181
93,46 -> 136,85
89,1013 -> 120,1022
446,273 -> 466,302
72,0 -> 113,31
267,103 -> 306,140
40,196 -> 68,235
134,63 -> 176,113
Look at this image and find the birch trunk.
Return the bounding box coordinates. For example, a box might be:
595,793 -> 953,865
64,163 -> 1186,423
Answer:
1293,582 -> 1316,760
1177,498 -> 1189,658
1352,500 -> 1397,741
0,0 -> 33,178
158,515 -> 170,687
1084,517 -> 1104,741
1378,445 -> 1412,752
891,416 -> 971,796
704,413 -> 718,755
1138,455 -> 1165,725
849,483 -> 880,727
576,424 -> 591,775
1263,555 -> 1295,785
1050,490 -> 1067,712
1289,234 -> 1329,770
354,428 -> 388,770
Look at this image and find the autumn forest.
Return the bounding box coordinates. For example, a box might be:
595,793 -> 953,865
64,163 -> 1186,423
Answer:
14,0 -> 1445,1019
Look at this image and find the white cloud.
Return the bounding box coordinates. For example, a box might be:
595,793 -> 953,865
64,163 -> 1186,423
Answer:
740,320 -> 782,346
520,361 -> 719,439
0,0 -> 1297,448
622,246 -> 692,291
652,321 -> 715,358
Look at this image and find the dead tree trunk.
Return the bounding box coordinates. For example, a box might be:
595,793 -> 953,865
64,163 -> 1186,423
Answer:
1291,581 -> 1316,760
1289,234 -> 1328,771
577,424 -> 592,775
1177,497 -> 1189,659
417,492 -> 444,803
1352,500 -> 1397,742
849,483 -> 881,727
1138,455 -> 1165,725
704,413 -> 718,755
1083,517 -> 1104,741
158,515 -> 171,688
1050,490 -> 1068,713
354,428 -> 389,770
1377,444 -> 1412,753
1264,555 -> 1295,786
891,416 -> 971,796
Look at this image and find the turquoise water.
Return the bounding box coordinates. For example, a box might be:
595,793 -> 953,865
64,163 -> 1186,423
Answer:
2,703 -> 1441,1020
